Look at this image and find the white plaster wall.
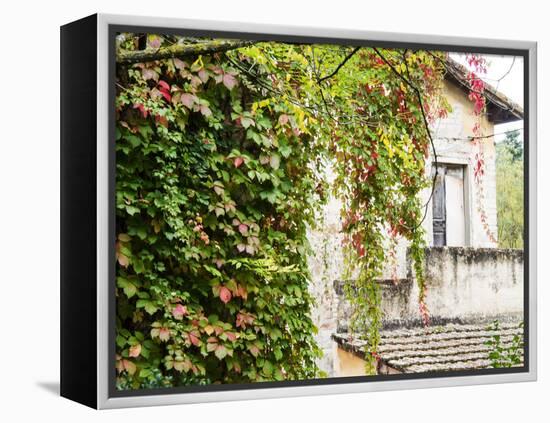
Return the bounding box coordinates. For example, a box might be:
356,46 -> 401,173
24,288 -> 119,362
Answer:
336,247 -> 524,328
403,248 -> 523,323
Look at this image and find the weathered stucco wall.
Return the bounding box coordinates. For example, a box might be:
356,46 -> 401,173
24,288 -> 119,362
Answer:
416,247 -> 523,323
307,197 -> 343,376
307,81 -> 513,376
423,80 -> 498,248
336,247 -> 524,330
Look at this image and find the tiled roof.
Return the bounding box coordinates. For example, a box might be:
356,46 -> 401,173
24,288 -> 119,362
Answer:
445,58 -> 524,124
332,321 -> 524,374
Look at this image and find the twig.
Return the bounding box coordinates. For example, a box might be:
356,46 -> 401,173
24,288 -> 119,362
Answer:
318,47 -> 361,83
436,127 -> 523,142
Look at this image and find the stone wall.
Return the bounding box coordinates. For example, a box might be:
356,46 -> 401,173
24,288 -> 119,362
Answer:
416,247 -> 524,324
335,247 -> 524,331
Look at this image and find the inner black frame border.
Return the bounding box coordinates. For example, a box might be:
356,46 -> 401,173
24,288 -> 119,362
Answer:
108,23 -> 530,399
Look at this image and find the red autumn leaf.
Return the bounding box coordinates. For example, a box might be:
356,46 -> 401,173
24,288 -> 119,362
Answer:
150,87 -> 162,101
238,223 -> 248,235
160,90 -> 172,102
225,332 -> 237,342
180,93 -> 196,108
211,65 -> 224,75
236,312 -> 255,328
157,80 -> 170,91
191,75 -> 203,88
172,304 -> 188,320
122,359 -> 136,375
133,103 -> 148,118
248,345 -> 260,357
173,58 -> 187,70
157,81 -> 172,102
222,73 -> 237,90
117,253 -> 129,268
155,114 -> 168,128
128,343 -> 141,358
224,201 -> 236,213
116,357 -> 124,374
219,286 -> 232,304
141,68 -> 158,81
147,35 -> 162,49
188,331 -> 201,347
236,314 -> 244,328
173,359 -> 191,373
198,68 -> 209,83
215,344 -> 228,360
278,114 -> 289,126
206,337 -> 219,353
199,104 -> 212,118
236,284 -> 248,300
159,327 -> 170,342
233,157 -> 244,168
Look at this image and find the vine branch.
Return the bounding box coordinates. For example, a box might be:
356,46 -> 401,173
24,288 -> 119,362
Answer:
372,47 -> 438,230
117,39 -> 257,63
318,47 -> 361,83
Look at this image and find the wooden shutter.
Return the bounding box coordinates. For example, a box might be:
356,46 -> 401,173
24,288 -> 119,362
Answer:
432,166 -> 446,246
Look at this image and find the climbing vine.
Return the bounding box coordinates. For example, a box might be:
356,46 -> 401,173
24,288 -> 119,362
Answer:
464,54 -> 498,244
114,33 -> 451,386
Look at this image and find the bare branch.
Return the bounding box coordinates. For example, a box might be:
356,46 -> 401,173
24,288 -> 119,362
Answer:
318,47 -> 361,83
436,127 -> 523,142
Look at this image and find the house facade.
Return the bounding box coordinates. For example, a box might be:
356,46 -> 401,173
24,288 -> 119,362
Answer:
307,59 -> 525,376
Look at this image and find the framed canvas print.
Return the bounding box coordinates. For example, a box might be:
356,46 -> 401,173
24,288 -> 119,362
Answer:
60,13 -> 537,409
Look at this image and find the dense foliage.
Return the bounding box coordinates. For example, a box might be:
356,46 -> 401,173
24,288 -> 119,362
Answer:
496,130 -> 524,249
485,320 -> 524,368
114,34 -> 449,388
